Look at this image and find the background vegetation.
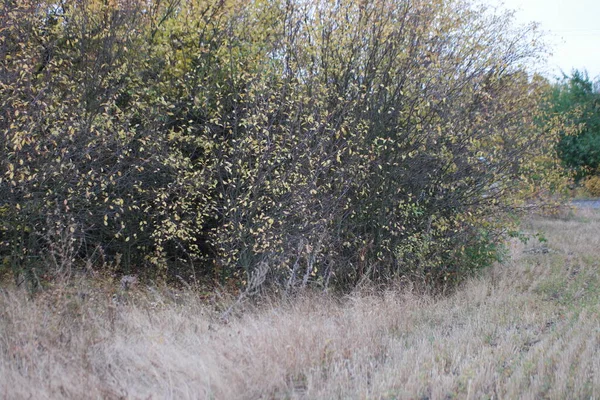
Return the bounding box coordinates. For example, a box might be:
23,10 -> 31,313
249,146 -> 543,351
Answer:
550,70 -> 600,181
1,0 -> 566,292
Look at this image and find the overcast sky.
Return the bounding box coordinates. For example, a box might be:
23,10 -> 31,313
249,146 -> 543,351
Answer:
484,0 -> 600,81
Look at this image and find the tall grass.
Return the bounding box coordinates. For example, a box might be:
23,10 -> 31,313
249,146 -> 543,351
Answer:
1,208 -> 600,399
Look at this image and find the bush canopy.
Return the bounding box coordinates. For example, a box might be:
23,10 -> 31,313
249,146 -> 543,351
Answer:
1,0 -> 565,291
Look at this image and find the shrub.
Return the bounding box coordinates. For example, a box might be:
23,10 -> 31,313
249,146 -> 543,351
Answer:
0,0 -> 566,292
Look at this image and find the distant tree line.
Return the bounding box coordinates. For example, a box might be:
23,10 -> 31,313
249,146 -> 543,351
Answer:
548,70 -> 600,183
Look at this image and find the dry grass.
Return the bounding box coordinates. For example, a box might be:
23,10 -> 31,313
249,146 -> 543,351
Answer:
2,207 -> 600,399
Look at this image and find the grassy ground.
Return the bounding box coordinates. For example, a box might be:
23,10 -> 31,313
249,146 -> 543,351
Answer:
1,207 -> 600,399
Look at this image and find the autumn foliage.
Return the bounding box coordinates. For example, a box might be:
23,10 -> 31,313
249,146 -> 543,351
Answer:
1,0 -> 564,291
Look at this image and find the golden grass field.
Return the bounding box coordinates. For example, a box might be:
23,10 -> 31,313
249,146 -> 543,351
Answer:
1,207 -> 600,399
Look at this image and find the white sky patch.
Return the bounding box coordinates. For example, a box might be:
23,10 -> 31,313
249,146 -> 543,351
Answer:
483,0 -> 600,80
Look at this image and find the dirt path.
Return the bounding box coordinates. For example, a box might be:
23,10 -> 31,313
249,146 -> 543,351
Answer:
572,199 -> 600,209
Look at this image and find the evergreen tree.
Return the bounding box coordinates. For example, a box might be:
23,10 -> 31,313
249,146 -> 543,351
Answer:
552,70 -> 600,179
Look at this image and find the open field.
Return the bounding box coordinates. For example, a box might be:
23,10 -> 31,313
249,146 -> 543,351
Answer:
1,208 -> 600,399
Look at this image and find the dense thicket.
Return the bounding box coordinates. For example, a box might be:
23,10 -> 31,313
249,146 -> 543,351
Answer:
1,0 -> 564,291
550,70 -> 600,180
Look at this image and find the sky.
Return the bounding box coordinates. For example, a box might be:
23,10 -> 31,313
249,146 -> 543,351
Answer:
484,0 -> 600,81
